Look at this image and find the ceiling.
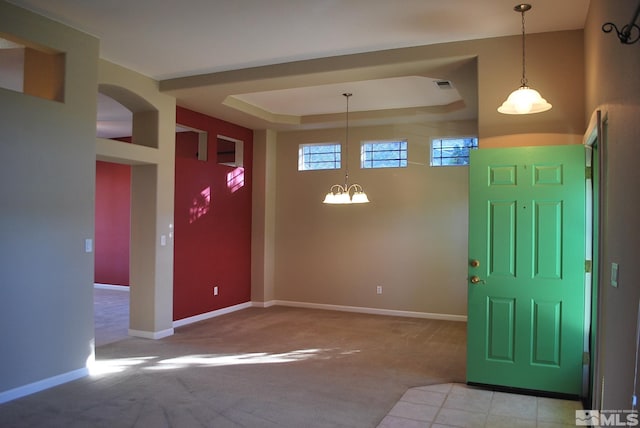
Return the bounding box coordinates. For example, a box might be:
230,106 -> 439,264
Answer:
6,0 -> 589,137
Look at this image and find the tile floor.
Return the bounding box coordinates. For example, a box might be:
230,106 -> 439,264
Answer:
377,383 -> 583,428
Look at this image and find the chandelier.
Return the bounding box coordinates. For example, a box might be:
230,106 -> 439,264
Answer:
322,93 -> 370,204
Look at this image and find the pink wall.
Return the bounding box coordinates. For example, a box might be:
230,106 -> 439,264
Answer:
174,106 -> 253,321
94,160 -> 131,286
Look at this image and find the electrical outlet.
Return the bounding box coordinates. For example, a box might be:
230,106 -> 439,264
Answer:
611,262 -> 619,287
376,286 -> 382,295
213,286 -> 218,296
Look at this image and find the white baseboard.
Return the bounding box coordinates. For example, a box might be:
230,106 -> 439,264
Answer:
172,299 -> 466,328
173,302 -> 253,328
251,300 -> 276,308
94,283 -> 130,291
263,300 -> 467,322
128,328 -> 174,340
0,367 -> 88,404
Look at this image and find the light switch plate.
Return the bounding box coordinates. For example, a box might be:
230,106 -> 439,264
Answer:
611,262 -> 619,287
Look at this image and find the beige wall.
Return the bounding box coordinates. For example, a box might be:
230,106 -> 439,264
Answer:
482,133 -> 583,148
251,129 -> 277,303
274,122 -> 475,316
0,1 -> 99,395
584,0 -> 640,411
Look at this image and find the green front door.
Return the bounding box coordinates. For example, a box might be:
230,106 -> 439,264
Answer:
467,145 -> 586,395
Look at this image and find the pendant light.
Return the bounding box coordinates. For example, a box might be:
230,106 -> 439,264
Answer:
498,4 -> 552,115
322,93 -> 370,204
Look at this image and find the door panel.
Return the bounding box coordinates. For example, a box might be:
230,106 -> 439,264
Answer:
534,200 -> 562,279
487,297 -> 516,361
489,201 -> 517,277
531,299 -> 561,366
467,145 -> 586,395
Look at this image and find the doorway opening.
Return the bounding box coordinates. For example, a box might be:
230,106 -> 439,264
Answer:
94,159 -> 131,346
94,91 -> 134,347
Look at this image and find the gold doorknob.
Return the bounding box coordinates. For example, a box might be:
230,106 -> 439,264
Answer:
470,275 -> 485,284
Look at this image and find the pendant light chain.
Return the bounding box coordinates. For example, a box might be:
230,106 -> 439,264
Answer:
343,93 -> 351,189
497,3 -> 551,115
520,8 -> 528,87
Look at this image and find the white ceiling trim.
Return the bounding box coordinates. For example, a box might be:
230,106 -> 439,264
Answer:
231,76 -> 461,117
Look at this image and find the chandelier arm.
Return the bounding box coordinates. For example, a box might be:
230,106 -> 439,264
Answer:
346,184 -> 360,193
330,184 -> 347,193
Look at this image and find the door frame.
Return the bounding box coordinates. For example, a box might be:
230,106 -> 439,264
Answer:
583,108 -> 605,407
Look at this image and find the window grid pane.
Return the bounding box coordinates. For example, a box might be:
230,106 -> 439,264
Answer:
430,137 -> 478,167
361,140 -> 408,169
299,143 -> 341,170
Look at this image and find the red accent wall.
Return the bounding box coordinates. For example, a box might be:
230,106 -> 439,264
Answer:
95,161 -> 131,286
173,106 -> 253,321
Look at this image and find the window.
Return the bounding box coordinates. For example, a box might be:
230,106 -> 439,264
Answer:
298,143 -> 341,171
431,137 -> 478,166
361,140 -> 408,169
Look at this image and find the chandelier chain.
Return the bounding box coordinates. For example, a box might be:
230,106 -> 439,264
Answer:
521,8 -> 528,87
497,4 -> 551,115
343,93 -> 351,188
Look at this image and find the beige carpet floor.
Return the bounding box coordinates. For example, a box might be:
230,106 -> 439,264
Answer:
0,301 -> 466,427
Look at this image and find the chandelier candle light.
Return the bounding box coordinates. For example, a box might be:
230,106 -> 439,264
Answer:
498,3 -> 552,115
322,93 -> 370,204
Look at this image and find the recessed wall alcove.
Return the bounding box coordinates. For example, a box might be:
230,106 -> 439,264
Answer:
98,84 -> 159,148
0,34 -> 65,102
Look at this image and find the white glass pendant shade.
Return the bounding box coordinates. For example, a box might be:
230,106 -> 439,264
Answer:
323,188 -> 351,204
323,192 -> 337,204
351,191 -> 370,204
335,192 -> 351,204
498,86 -> 552,115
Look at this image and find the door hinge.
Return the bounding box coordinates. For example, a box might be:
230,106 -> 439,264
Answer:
583,351 -> 590,365
586,166 -> 592,179
585,260 -> 592,273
